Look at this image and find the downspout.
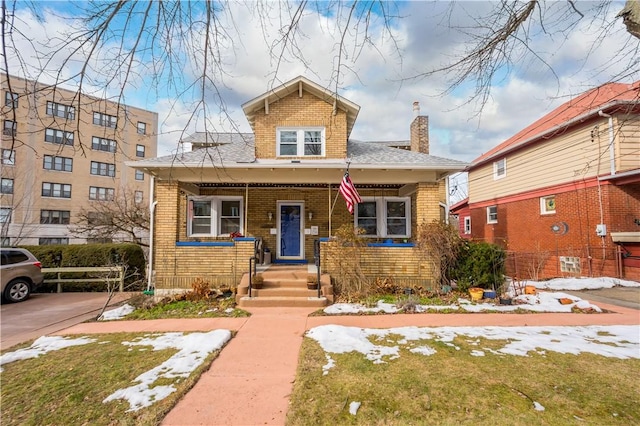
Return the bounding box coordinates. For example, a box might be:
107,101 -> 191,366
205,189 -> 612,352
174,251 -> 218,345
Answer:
147,175 -> 158,292
598,110 -> 616,176
445,176 -> 451,225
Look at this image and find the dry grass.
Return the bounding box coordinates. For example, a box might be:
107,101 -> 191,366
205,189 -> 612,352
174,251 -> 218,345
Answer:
286,335 -> 640,425
0,332 -> 226,426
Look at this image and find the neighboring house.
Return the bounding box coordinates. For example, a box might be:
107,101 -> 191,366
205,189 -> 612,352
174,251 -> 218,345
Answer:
449,198 -> 471,239
0,75 -> 158,246
464,81 -> 640,281
129,76 -> 468,297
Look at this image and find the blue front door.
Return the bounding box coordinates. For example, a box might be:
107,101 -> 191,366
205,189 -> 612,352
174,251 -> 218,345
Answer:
278,202 -> 303,259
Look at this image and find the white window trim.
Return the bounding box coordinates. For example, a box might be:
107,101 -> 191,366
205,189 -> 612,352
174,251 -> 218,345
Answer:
276,127 -> 325,157
487,206 -> 498,224
463,216 -> 471,234
493,158 -> 506,180
540,195 -> 556,215
188,196 -> 244,237
355,196 -> 411,238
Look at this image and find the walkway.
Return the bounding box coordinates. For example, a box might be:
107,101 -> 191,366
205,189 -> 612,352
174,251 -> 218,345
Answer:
54,299 -> 640,426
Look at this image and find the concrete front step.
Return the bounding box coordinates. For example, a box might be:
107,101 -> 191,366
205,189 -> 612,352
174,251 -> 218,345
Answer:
238,296 -> 328,308
249,287 -> 322,297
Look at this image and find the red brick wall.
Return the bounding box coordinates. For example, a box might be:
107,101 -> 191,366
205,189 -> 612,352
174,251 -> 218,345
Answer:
468,181 -> 640,280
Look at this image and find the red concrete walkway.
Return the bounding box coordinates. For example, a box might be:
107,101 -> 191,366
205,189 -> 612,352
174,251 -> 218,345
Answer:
55,301 -> 640,426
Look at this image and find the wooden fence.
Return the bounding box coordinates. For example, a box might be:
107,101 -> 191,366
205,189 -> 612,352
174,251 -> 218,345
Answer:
41,266 -> 125,293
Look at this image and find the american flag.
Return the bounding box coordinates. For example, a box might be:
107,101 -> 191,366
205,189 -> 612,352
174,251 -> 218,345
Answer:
339,171 -> 362,214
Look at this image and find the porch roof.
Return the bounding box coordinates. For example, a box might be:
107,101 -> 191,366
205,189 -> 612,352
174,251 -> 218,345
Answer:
127,137 -> 468,184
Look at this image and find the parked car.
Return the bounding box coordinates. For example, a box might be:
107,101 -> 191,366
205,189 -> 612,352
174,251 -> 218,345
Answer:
1,248 -> 44,303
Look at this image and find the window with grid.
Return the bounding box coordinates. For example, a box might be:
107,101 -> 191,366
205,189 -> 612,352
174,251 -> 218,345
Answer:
136,144 -> 145,157
188,197 -> 243,236
137,122 -> 146,134
276,128 -> 325,156
3,120 -> 16,136
46,101 -> 75,119
355,197 -> 411,238
93,112 -> 117,128
91,136 -> 117,153
5,91 -> 18,108
45,128 -> 74,145
39,237 -> 69,245
487,206 -> 498,224
40,210 -> 70,224
135,170 -> 144,181
1,149 -> 15,165
43,155 -> 73,172
464,217 -> 471,234
89,186 -> 114,201
134,191 -> 143,204
42,182 -> 71,198
90,161 -> 115,177
1,178 -> 14,194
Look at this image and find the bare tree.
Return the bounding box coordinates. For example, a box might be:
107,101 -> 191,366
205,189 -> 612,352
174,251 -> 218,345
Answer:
70,188 -> 149,247
1,0 -> 638,141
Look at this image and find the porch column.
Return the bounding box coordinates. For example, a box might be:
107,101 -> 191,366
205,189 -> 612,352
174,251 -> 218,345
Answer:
154,181 -> 182,286
415,181 -> 447,224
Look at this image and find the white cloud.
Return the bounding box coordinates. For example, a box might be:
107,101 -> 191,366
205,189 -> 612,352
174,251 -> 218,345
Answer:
5,1 -> 638,162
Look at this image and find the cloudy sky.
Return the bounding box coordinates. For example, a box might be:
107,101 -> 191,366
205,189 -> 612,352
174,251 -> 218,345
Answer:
5,1 -> 638,192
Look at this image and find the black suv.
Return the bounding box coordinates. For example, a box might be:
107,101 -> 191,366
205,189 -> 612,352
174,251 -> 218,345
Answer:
1,248 -> 44,302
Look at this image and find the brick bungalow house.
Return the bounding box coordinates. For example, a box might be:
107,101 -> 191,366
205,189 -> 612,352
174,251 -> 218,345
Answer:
460,81 -> 640,281
128,76 -> 468,305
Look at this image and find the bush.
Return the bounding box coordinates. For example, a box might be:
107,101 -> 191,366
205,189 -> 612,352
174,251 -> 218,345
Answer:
21,243 -> 146,292
451,241 -> 505,291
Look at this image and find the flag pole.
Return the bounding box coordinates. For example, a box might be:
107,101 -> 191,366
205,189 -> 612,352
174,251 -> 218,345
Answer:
330,159 -> 350,217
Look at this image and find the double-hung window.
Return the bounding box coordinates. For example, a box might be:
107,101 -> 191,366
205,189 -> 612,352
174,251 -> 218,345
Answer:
487,206 -> 498,224
3,120 -> 16,136
463,217 -> 471,234
89,186 -> 114,201
2,149 -> 15,165
93,112 -> 117,128
188,196 -> 243,237
493,158 -> 506,179
276,128 -> 325,156
90,161 -> 115,177
92,137 -> 117,153
137,122 -> 146,134
45,128 -> 74,145
5,91 -> 18,108
42,182 -> 71,198
40,210 -> 70,224
0,208 -> 12,223
355,197 -> 411,238
43,155 -> 73,172
46,101 -> 75,119
1,178 -> 13,194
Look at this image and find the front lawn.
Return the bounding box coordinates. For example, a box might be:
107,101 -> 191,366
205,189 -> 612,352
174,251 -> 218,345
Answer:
286,328 -> 640,425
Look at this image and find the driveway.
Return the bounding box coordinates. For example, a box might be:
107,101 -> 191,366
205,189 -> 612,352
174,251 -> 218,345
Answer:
0,292 -> 131,351
566,287 -> 640,310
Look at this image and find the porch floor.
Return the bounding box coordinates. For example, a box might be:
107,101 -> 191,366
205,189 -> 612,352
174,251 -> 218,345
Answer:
236,264 -> 333,308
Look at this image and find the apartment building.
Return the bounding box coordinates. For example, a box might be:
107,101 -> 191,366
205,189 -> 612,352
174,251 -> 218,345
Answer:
1,75 -> 158,246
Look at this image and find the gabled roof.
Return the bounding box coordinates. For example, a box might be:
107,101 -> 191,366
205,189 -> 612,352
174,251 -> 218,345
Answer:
241,76 -> 361,137
471,80 -> 640,167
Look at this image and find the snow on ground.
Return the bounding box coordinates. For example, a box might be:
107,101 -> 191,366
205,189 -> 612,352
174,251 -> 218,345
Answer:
99,303 -> 136,320
103,330 -> 231,411
0,336 -> 97,372
306,324 -> 640,375
526,276 -> 639,291
324,276 -> 640,315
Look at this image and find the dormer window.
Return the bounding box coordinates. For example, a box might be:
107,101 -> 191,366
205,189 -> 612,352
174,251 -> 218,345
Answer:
277,127 -> 325,156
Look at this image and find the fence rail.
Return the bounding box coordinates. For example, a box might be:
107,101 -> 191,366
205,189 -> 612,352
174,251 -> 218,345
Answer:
41,266 -> 125,293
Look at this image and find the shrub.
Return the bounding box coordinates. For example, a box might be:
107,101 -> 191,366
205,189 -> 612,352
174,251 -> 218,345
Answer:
451,241 -> 505,291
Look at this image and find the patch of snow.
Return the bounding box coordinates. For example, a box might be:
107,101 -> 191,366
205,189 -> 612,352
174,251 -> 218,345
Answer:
349,401 -> 361,415
409,346 -> 437,356
533,401 -> 545,411
322,354 -> 335,375
306,325 -> 640,370
528,277 -> 639,291
470,350 -> 485,357
103,330 -> 231,412
98,303 -> 136,321
0,336 -> 96,371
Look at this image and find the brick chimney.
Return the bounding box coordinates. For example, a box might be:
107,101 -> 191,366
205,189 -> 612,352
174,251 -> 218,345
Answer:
410,101 -> 429,154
